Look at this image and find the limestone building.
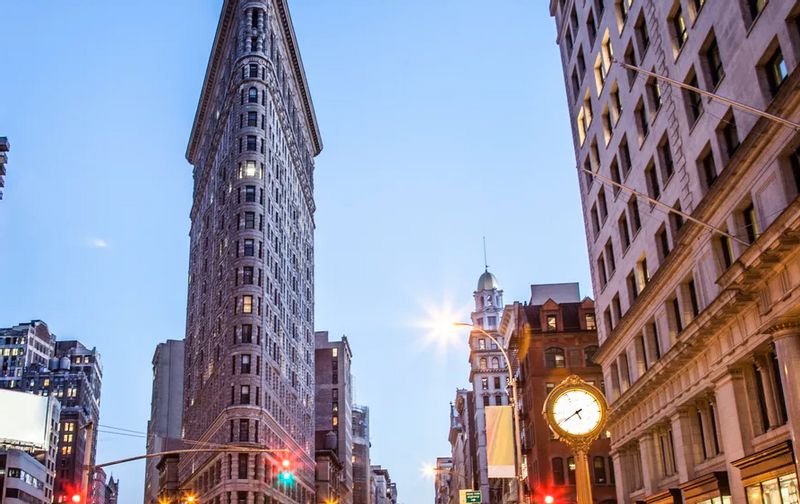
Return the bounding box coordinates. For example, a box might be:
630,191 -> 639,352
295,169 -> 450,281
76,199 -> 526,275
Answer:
179,0 -> 321,502
551,0 -> 800,501
448,388 -> 479,502
144,340 -> 184,504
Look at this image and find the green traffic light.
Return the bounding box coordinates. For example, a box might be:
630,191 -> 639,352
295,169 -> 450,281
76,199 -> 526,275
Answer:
280,470 -> 294,482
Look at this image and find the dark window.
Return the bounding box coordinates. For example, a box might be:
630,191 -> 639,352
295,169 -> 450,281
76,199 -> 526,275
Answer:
618,0 -> 630,25
619,213 -> 631,250
241,354 -> 251,374
747,0 -> 767,24
591,204 -> 601,238
244,185 -> 256,202
789,147 -> 800,193
766,47 -> 788,96
688,278 -> 700,317
246,136 -> 257,151
249,64 -> 258,78
672,297 -> 683,333
553,457 -> 565,485
647,78 -> 662,112
700,149 -> 717,189
743,203 -> 759,243
636,100 -> 649,140
624,42 -> 637,86
545,347 -> 566,368
585,345 -> 599,364
483,395 -> 490,407
240,385 -> 250,405
577,49 -> 586,80
719,235 -> 734,269
244,239 -> 255,256
241,324 -> 253,343
660,138 -> 675,179
599,189 -> 608,221
238,454 -> 249,479
628,197 -> 642,234
673,7 -> 688,49
705,37 -> 724,87
567,457 -> 576,484
248,87 -> 258,103
722,115 -> 740,159
587,10 -> 597,45
594,456 -> 607,484
635,15 -> 650,55
627,271 -> 639,301
239,419 -> 249,442
620,137 -> 632,177
610,159 -> 622,196
244,212 -> 255,229
771,351 -> 789,424
646,163 -> 661,200
243,266 -> 254,285
494,376 -> 501,389
598,254 -> 608,287
658,226 -> 671,259
753,362 -> 770,432
605,240 -> 616,274
611,86 -> 622,119
247,111 -> 258,127
686,72 -> 703,124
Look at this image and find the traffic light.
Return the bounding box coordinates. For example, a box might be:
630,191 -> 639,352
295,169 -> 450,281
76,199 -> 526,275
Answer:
543,495 -> 554,504
71,494 -> 82,503
279,458 -> 294,484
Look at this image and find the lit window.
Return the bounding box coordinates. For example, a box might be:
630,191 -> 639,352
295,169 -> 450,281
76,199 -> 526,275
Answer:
672,7 -> 687,49
545,347 -> 566,368
241,161 -> 258,178
585,313 -> 597,330
546,315 -> 557,331
243,295 -> 254,314
248,87 -> 258,103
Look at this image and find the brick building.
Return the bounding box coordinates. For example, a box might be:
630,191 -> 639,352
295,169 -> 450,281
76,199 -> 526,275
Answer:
502,283 -> 615,504
551,0 -> 800,501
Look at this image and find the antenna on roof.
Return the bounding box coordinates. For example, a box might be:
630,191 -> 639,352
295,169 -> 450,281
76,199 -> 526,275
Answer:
483,236 -> 488,272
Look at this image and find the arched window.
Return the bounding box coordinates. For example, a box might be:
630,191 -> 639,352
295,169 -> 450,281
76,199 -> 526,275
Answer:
248,87 -> 258,103
584,345 -> 600,365
491,357 -> 500,369
552,457 -> 565,485
545,347 -> 566,368
479,358 -> 487,370
593,456 -> 607,484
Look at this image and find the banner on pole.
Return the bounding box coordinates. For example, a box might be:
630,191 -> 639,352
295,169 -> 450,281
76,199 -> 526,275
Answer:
485,405 -> 515,478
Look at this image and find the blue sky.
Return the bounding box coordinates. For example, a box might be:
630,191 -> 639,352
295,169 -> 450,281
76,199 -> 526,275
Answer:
0,1 -> 590,502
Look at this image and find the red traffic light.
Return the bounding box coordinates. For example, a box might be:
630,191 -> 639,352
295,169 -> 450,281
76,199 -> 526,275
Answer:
544,496 -> 554,504
71,494 -> 82,503
281,458 -> 291,469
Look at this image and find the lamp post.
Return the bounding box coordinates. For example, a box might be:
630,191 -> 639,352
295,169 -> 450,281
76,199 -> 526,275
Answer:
454,322 -> 526,503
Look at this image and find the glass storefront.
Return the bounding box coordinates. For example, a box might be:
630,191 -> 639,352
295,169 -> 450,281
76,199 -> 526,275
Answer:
746,473 -> 799,504
697,497 -> 731,504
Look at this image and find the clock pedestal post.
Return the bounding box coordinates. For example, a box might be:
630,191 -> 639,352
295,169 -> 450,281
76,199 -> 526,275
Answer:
573,445 -> 593,504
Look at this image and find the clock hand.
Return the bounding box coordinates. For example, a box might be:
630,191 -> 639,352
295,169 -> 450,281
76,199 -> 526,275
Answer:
559,408 -> 583,425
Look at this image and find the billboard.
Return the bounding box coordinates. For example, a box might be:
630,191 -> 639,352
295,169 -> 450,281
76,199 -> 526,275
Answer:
0,389 -> 54,449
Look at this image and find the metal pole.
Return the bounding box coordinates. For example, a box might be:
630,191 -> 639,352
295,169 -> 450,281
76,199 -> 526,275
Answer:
459,323 -> 526,502
613,59 -> 800,131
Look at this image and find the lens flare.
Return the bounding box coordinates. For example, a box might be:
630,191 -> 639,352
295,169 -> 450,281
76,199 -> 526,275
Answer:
414,299 -> 471,355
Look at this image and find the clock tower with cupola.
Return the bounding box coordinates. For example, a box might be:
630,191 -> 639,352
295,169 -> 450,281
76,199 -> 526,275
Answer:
468,268 -> 514,503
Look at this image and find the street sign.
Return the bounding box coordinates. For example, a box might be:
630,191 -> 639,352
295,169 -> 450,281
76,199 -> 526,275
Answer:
459,490 -> 481,504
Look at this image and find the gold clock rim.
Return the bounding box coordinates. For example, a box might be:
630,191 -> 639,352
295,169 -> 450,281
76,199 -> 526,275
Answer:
542,375 -> 608,443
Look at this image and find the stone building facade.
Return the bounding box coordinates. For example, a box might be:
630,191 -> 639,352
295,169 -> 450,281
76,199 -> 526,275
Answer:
0,137 -> 8,200
551,0 -> 800,502
501,283 -> 616,504
314,331 -> 353,504
179,0 -> 322,502
352,405 -> 371,504
448,388 -> 479,503
144,340 -> 184,504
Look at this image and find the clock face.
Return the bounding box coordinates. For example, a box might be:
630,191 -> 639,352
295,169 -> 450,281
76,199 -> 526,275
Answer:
551,389 -> 603,436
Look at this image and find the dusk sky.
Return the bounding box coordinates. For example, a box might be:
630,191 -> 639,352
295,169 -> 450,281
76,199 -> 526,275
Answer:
0,1 -> 590,502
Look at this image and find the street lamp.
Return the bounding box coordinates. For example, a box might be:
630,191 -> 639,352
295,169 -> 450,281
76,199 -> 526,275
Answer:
453,322 -> 526,502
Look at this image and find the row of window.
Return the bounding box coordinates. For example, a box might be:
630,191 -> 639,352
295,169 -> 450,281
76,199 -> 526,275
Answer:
552,455 -> 614,486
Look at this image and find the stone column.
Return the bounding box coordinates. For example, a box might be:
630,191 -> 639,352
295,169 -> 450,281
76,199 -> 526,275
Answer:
639,432 -> 658,494
670,409 -> 694,482
714,368 -> 752,503
611,450 -> 630,504
754,353 -> 783,429
769,323 -> 800,476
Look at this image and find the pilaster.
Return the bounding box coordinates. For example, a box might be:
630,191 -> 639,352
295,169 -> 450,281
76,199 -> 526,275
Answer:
714,367 -> 752,504
768,321 -> 800,477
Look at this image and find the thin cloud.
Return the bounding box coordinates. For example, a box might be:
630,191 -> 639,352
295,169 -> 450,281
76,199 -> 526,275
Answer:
89,238 -> 109,249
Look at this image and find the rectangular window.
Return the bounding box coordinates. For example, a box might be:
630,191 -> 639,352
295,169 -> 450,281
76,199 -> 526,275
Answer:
585,313 -> 597,330
672,7 -> 688,49
657,225 -> 671,260
647,77 -> 662,113
671,297 -> 684,333
610,158 -> 622,196
628,197 -> 642,234
242,295 -> 253,314
243,266 -> 254,285
719,234 -> 734,269
605,240 -> 616,274
747,0 -> 767,24
721,114 -> 740,159
598,254 -> 608,287
244,239 -> 255,256
635,14 -> 650,55
247,111 -> 258,127
687,278 -> 700,317
547,314 -> 558,331
620,136 -> 632,177
587,10 -> 597,46
238,453 -> 249,479
699,148 -> 717,190
659,138 -> 675,180
241,354 -> 251,374
766,47 -> 788,96
790,147 -> 800,193
612,294 -> 623,323
241,324 -> 253,343
244,185 -> 256,202
598,189 -> 608,221
246,136 -> 257,151
244,212 -> 255,229
646,162 -> 661,200
619,213 -> 631,250
635,99 -> 649,142
240,385 -> 251,404
627,271 -> 639,301
686,72 -> 703,124
611,86 -> 622,122
239,419 -> 249,442
743,203 -> 760,243
705,37 -> 724,87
